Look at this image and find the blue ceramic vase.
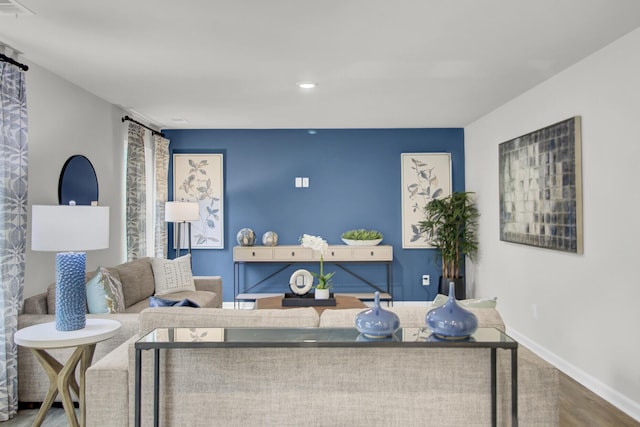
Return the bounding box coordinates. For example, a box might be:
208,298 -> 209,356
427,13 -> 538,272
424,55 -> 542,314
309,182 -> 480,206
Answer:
355,291 -> 400,338
426,282 -> 478,340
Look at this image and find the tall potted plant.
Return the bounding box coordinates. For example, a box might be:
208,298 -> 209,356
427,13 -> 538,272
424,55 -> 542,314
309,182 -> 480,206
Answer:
418,191 -> 479,299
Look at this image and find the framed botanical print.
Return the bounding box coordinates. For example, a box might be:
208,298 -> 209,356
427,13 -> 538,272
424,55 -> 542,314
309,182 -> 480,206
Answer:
401,153 -> 452,248
173,153 -> 224,249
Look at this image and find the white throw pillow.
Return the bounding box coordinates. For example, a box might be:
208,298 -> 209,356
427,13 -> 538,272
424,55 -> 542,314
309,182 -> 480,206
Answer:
152,255 -> 196,295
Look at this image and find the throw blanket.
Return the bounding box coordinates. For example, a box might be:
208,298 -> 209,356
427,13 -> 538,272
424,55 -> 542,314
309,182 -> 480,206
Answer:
149,296 -> 200,308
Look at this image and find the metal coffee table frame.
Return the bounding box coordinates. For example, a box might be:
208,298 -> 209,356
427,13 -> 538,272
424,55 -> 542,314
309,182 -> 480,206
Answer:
135,327 -> 518,427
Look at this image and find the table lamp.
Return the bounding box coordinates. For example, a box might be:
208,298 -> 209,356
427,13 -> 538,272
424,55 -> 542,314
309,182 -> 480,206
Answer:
165,201 -> 200,258
31,204 -> 109,331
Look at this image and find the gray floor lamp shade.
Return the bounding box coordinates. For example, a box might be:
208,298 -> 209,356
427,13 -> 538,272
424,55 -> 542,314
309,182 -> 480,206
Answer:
31,205 -> 109,331
165,201 -> 200,258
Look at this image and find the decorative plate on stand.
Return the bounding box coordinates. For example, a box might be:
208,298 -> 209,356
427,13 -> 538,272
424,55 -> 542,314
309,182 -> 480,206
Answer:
288,269 -> 313,295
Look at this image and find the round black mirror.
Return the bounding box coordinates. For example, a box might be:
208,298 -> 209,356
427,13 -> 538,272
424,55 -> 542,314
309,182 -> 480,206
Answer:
58,155 -> 99,205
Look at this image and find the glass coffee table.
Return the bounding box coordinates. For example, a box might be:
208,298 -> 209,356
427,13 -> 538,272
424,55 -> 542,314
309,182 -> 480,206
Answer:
135,327 -> 518,427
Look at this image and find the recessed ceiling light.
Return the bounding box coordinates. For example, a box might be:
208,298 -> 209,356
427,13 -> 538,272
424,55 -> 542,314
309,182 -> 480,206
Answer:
171,118 -> 188,124
297,81 -> 317,89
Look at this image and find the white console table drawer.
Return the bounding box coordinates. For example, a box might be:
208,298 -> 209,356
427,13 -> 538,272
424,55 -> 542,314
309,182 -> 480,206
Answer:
320,246 -> 352,260
233,247 -> 273,261
352,246 -> 393,261
272,247 -> 313,261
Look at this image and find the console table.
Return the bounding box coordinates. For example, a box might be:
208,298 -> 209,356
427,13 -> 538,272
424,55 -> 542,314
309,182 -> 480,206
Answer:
233,245 -> 393,306
135,327 -> 518,427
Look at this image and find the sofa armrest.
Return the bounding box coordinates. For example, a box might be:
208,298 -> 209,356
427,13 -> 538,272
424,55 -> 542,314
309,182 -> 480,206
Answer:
86,336 -> 136,427
194,276 -> 222,308
22,292 -> 48,314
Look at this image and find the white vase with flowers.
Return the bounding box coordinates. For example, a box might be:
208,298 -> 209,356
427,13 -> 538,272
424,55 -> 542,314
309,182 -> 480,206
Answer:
300,234 -> 334,299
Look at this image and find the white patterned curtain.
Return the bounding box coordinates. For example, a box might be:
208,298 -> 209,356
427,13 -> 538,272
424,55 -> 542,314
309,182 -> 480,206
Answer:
0,61 -> 28,420
153,135 -> 169,258
126,123 -> 146,261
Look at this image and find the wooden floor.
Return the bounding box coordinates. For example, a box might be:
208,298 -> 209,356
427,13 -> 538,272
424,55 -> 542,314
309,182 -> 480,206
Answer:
2,405 -> 77,427
559,372 -> 639,427
2,373 -> 638,426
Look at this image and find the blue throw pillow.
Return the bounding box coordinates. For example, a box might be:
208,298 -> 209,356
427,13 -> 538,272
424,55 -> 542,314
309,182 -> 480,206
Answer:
149,296 -> 200,308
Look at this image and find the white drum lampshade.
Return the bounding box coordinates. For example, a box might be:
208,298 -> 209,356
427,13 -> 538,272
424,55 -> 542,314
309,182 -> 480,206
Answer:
31,205 -> 109,331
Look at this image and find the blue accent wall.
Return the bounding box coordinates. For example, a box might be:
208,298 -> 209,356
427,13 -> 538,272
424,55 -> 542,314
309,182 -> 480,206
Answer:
164,128 -> 464,302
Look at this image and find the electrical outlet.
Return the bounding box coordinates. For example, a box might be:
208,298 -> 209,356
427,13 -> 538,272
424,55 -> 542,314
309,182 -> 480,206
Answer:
422,275 -> 430,286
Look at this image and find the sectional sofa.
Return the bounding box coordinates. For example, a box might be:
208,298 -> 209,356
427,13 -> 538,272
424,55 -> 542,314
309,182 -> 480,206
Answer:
17,257 -> 222,403
86,305 -> 559,426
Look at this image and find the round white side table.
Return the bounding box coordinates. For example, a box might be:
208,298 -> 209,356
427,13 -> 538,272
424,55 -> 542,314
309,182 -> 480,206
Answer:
15,318 -> 121,427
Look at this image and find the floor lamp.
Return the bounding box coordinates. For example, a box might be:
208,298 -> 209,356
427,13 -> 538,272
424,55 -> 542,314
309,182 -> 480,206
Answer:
31,205 -> 110,331
165,201 -> 200,259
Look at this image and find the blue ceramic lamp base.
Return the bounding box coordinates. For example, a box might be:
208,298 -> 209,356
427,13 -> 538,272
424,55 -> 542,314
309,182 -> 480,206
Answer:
55,252 -> 87,331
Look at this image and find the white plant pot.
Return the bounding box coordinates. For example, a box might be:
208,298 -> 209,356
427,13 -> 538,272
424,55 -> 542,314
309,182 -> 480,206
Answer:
341,238 -> 383,246
315,288 -> 330,300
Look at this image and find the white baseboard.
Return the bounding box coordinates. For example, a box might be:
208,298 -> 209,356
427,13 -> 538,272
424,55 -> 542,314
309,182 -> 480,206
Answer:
506,326 -> 640,422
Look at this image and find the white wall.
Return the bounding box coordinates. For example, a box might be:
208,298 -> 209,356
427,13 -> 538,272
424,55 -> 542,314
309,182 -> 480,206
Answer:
465,28 -> 640,419
24,62 -> 127,298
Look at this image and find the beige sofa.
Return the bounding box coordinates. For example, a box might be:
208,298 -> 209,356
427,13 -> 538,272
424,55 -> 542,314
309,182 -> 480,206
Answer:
18,257 -> 222,403
86,305 -> 558,426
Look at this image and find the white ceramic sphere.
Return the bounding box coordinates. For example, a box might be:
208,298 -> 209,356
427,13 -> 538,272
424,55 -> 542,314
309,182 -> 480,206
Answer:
262,231 -> 278,246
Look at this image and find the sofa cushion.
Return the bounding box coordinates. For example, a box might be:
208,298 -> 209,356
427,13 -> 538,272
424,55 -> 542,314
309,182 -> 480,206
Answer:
46,283 -> 56,314
151,255 -> 195,295
112,258 -> 155,308
86,267 -> 126,313
138,307 -> 320,335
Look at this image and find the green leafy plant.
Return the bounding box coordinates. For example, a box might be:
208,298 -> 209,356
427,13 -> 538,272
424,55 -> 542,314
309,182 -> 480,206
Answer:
418,192 -> 479,279
341,229 -> 383,240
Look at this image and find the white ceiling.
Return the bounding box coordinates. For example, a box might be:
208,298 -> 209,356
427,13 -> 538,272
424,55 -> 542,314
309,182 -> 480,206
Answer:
1,0 -> 640,130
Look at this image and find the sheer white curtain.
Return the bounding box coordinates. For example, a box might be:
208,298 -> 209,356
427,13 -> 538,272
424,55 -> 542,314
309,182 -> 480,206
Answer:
153,135 -> 169,258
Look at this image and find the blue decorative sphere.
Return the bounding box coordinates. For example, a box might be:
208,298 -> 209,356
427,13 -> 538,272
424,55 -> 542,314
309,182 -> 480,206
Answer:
236,228 -> 256,246
262,231 -> 278,246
